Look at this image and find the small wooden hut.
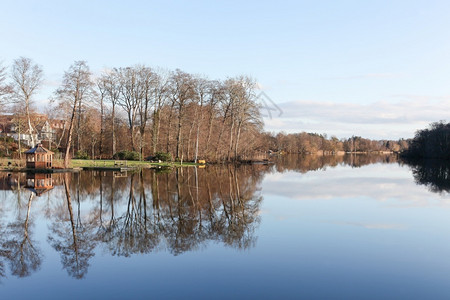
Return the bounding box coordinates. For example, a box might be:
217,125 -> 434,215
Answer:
25,144 -> 54,169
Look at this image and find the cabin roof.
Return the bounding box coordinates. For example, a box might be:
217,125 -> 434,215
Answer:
24,144 -> 54,154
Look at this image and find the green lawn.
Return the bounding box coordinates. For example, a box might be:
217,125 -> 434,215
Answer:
70,159 -> 198,168
0,158 -> 200,170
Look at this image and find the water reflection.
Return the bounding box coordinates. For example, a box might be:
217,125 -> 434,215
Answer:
406,159 -> 450,194
48,173 -> 96,279
26,173 -> 54,196
0,173 -> 46,280
0,164 -> 266,279
3,191 -> 41,278
2,155 -> 450,299
0,154 -> 407,280
273,153 -> 399,173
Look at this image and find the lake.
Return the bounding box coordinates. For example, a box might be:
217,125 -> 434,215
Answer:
1,154 -> 450,299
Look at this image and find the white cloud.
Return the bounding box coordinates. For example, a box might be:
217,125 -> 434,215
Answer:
263,97 -> 450,139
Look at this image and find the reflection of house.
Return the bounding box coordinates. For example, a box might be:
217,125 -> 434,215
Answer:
0,114 -> 66,147
26,173 -> 54,196
25,144 -> 54,169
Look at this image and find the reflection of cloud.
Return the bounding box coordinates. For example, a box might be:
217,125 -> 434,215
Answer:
330,221 -> 407,230
263,164 -> 450,208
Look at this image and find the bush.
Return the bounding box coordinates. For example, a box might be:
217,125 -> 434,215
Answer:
113,150 -> 141,161
154,152 -> 173,162
75,150 -> 89,159
126,151 -> 140,161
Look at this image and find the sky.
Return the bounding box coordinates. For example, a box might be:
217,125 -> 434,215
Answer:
2,0 -> 450,140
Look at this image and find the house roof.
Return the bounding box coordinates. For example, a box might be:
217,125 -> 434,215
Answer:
24,144 -> 54,154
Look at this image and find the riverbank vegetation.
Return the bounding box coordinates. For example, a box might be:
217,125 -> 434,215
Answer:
0,58 -> 410,163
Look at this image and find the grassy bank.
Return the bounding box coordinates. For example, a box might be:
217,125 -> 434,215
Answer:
0,158 -> 199,169
0,158 -> 25,169
70,159 -> 198,168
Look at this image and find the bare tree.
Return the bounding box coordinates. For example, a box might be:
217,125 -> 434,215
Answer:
136,66 -> 156,159
99,70 -> 121,156
151,69 -> 169,154
96,78 -> 107,158
56,61 -> 94,168
193,77 -> 210,162
0,61 -> 12,106
232,76 -> 261,160
204,80 -> 223,157
169,70 -> 196,160
11,57 -> 43,147
117,67 -> 140,151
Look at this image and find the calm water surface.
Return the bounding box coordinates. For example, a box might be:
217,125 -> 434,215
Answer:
1,155 -> 450,299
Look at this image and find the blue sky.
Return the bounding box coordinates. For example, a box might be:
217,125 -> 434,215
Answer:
2,0 -> 450,139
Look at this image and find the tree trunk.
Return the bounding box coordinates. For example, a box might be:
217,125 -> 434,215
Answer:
18,121 -> 22,159
129,125 -> 135,151
139,128 -> 145,160
151,110 -> 160,154
64,98 -> 78,168
234,122 -> 242,161
175,105 -> 183,160
186,116 -> 195,161
26,100 -> 35,147
99,94 -> 104,159
204,107 -> 215,156
227,119 -> 234,162
215,115 -> 228,162
112,104 -> 116,157
166,103 -> 175,153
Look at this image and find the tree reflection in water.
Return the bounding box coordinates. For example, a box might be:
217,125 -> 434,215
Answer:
48,173 -> 96,279
43,164 -> 265,278
407,159 -> 450,194
0,173 -> 42,279
273,153 -> 399,173
96,165 -> 264,257
0,154 -> 403,279
3,192 -> 42,277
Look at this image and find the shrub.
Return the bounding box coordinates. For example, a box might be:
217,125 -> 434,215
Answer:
126,151 -> 140,161
113,150 -> 140,161
113,150 -> 126,160
75,150 -> 89,159
154,152 -> 173,162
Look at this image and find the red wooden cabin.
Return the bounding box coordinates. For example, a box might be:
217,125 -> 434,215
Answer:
25,144 -> 54,169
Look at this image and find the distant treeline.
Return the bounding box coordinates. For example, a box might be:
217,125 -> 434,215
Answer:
262,132 -> 409,155
403,121 -> 450,160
